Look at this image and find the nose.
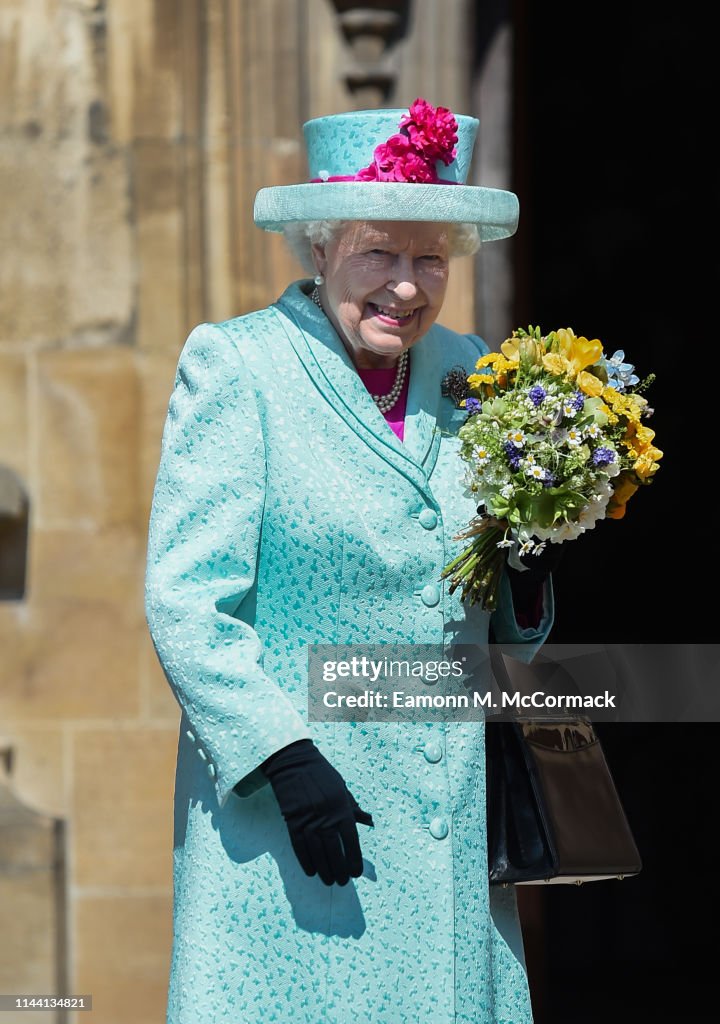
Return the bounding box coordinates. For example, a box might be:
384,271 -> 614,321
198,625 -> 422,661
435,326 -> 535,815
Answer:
388,255 -> 418,302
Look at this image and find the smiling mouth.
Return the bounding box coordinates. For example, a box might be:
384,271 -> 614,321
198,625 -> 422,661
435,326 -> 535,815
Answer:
368,303 -> 418,324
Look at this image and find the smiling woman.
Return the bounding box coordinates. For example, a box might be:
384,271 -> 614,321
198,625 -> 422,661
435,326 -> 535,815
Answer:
145,99 -> 556,1024
283,217 -> 481,369
311,220 -> 453,368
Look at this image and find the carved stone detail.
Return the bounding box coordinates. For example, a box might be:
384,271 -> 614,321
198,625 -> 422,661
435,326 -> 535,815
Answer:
330,1 -> 411,104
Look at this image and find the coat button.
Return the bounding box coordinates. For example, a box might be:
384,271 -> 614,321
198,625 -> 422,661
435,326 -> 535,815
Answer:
185,730 -> 196,743
423,742 -> 443,763
429,816 -> 449,840
418,508 -> 438,530
420,583 -> 440,607
207,763 -> 216,778
197,748 -> 207,761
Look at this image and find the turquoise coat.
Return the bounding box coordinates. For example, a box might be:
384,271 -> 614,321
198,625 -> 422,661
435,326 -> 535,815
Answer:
145,280 -> 554,1024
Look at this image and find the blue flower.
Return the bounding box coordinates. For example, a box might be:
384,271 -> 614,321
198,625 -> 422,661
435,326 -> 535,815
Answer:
592,446 -> 616,466
528,385 -> 546,407
601,350 -> 639,393
465,397 -> 481,414
503,441 -> 522,469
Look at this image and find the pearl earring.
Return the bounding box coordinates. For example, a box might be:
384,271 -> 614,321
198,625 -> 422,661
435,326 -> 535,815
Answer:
314,273 -> 325,286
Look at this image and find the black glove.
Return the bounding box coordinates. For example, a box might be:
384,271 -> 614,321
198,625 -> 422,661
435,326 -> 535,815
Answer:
258,739 -> 374,886
506,541 -> 564,608
516,540 -> 564,581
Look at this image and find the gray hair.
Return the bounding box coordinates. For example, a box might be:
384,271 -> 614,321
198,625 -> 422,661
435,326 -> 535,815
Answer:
282,219 -> 481,275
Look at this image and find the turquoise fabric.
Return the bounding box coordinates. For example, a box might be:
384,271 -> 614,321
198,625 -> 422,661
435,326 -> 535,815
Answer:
304,110 -> 478,182
145,280 -> 554,1024
253,108 -> 519,239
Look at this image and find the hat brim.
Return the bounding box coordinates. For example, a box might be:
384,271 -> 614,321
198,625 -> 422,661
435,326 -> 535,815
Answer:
253,182 -> 519,242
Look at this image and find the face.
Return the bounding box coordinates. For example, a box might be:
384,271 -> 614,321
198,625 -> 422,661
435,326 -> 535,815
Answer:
312,220 -> 451,369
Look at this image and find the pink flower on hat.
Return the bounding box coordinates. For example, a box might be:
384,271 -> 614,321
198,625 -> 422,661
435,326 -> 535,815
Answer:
363,134 -> 439,183
399,98 -> 458,165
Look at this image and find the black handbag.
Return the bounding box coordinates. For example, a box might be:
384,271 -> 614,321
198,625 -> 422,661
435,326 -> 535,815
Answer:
486,647 -> 643,886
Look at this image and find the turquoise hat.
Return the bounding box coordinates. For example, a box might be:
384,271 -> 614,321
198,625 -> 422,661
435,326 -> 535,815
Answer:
253,100 -> 519,242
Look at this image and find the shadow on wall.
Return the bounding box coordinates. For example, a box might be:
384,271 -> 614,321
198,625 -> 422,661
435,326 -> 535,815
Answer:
0,467 -> 29,601
0,747 -> 69,1023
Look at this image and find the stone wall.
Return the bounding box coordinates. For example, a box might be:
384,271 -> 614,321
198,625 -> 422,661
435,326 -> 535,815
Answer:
0,2 -> 485,1021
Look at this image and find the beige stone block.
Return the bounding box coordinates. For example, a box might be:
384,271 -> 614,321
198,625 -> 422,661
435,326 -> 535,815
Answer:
0,355 -> 29,478
108,0 -> 183,143
0,729 -> 66,816
72,728 -> 177,888
137,349 -> 182,532
236,140 -> 305,315
75,894 -> 172,1024
139,627 -> 181,723
133,140 -> 187,355
0,143 -> 133,348
0,598 -> 141,721
27,526 -> 142,607
306,0 -> 347,118
0,149 -> 73,346
35,347 -> 140,529
68,148 -> 135,340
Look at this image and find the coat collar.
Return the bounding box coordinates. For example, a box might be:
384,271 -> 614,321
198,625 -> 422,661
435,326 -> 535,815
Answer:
273,280 -> 447,487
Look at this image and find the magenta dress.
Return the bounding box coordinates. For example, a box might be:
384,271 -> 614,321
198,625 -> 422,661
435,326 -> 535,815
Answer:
356,361 -> 410,441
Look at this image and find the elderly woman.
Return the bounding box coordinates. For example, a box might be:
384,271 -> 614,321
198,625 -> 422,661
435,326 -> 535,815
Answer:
145,100 -> 554,1024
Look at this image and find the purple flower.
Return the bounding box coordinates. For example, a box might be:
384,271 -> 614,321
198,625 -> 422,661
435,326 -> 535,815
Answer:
503,441 -> 522,469
542,472 -> 557,488
571,390 -> 585,412
465,397 -> 481,414
528,385 -> 546,407
592,447 -> 616,467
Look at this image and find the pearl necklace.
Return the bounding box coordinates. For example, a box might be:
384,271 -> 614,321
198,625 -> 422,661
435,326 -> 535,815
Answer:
310,286 -> 409,414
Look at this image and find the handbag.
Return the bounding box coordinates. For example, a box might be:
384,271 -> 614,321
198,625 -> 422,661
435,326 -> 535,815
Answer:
486,646 -> 643,886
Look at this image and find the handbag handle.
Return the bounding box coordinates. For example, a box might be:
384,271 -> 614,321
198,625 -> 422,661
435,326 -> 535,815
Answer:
488,644 -> 593,727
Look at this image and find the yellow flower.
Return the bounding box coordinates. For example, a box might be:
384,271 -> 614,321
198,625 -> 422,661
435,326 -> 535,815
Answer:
473,352 -> 517,376
606,474 -> 640,519
577,370 -> 604,397
633,424 -> 656,451
555,328 -> 603,375
475,352 -> 502,369
500,337 -> 520,361
467,373 -> 491,388
542,352 -> 571,376
633,449 -> 663,479
604,387 -> 643,423
597,401 -> 618,425
502,336 -> 542,367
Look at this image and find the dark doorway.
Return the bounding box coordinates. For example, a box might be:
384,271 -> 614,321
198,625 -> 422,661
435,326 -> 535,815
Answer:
511,3 -> 717,1021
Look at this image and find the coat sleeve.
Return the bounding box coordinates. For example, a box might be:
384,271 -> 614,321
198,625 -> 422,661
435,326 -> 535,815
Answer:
463,332 -> 555,661
144,321 -> 312,810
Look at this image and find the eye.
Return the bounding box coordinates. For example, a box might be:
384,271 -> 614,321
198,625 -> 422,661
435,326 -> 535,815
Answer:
420,254 -> 442,262
368,248 -> 389,256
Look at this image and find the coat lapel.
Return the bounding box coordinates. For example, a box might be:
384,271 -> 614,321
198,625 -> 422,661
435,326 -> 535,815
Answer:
273,281 -> 444,489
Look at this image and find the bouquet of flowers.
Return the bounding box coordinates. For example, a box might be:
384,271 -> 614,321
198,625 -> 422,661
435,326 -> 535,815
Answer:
440,327 -> 662,610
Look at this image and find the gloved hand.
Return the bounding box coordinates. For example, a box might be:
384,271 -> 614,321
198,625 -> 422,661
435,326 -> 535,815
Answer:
506,541 -> 564,617
258,738 -> 374,886
513,540 -> 564,583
